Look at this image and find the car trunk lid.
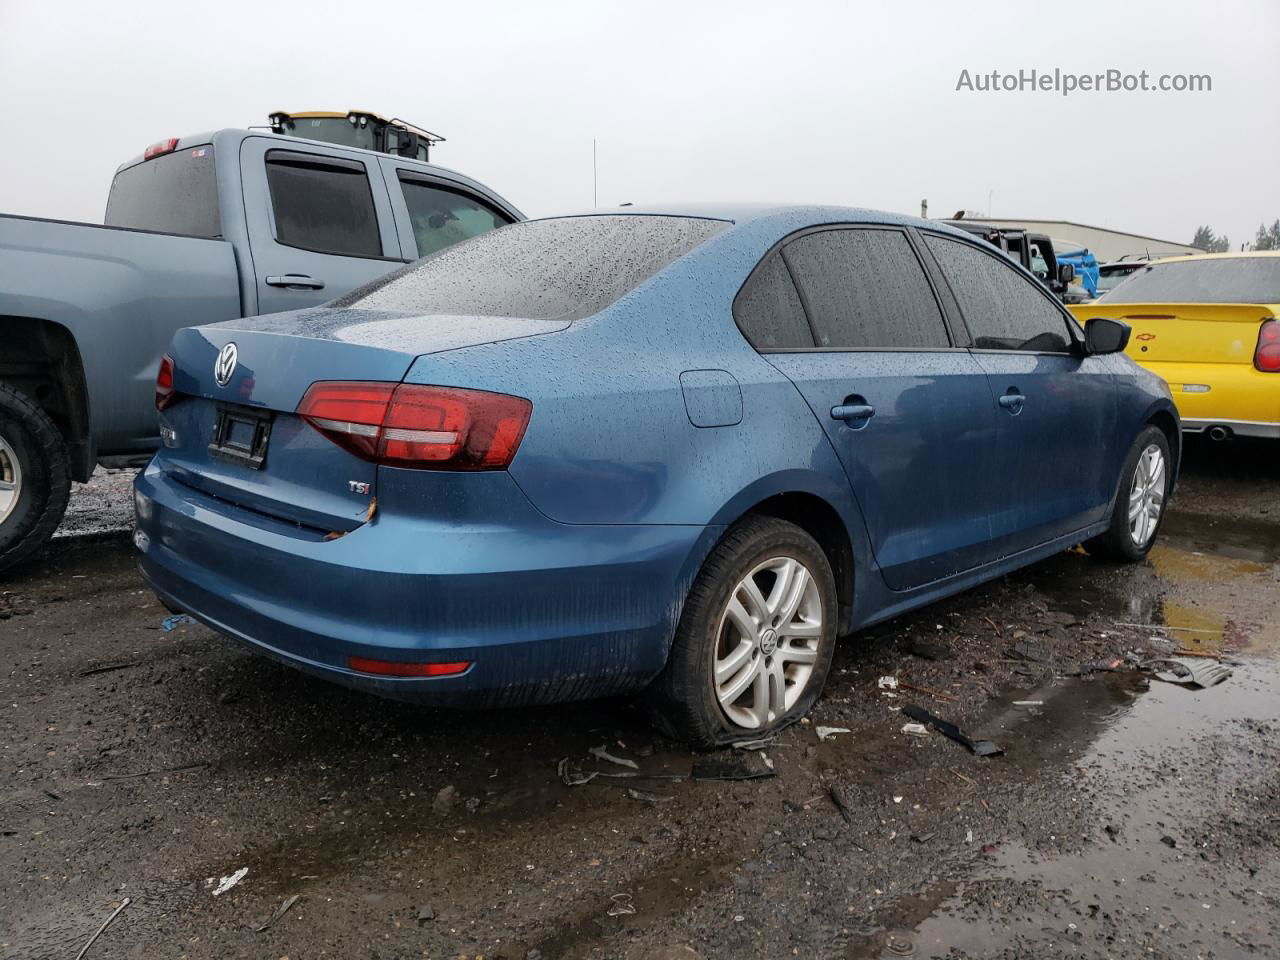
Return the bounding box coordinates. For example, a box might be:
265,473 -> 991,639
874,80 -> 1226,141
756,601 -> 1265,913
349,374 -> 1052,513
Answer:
1069,302 -> 1277,365
157,306 -> 567,532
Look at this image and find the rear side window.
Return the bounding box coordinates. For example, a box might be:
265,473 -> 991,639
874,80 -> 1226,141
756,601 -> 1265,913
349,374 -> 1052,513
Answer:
781,228 -> 950,349
734,251 -> 814,348
265,152 -> 382,258
397,175 -> 512,259
337,215 -> 728,320
925,234 -> 1073,352
105,146 -> 220,238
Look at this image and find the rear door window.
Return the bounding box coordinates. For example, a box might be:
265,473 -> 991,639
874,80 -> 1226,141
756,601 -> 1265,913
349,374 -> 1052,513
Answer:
265,151 -> 382,258
396,175 -> 513,259
924,234 -> 1074,352
780,228 -> 950,349
733,251 -> 814,349
105,146 -> 220,238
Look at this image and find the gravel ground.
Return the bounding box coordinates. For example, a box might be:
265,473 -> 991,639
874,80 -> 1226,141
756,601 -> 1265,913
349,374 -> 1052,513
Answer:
1,436 -> 1277,959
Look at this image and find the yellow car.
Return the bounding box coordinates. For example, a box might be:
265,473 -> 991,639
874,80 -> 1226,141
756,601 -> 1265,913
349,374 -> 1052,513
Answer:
1069,252 -> 1280,439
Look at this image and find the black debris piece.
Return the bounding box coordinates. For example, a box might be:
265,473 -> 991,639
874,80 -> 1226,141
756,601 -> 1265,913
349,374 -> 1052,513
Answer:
690,757 -> 775,782
901,704 -> 1003,757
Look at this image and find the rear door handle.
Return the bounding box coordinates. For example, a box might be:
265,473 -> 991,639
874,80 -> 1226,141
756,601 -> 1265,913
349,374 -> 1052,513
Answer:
265,274 -> 325,290
831,403 -> 876,423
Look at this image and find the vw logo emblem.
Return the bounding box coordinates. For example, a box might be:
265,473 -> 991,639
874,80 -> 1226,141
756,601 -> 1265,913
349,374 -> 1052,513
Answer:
214,342 -> 238,387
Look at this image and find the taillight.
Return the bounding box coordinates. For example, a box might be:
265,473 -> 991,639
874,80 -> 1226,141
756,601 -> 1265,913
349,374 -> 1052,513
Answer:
1256,319 -> 1280,372
347,656 -> 471,678
297,382 -> 532,470
156,355 -> 177,410
144,138 -> 180,160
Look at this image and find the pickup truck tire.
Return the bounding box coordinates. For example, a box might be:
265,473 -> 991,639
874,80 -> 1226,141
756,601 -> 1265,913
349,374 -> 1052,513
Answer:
0,384 -> 71,574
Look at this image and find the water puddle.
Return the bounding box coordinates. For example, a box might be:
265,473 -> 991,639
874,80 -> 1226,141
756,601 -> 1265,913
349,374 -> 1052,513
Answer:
849,515 -> 1280,958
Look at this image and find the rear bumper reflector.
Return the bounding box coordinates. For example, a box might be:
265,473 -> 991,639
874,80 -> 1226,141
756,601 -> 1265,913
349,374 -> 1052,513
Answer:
347,656 -> 472,678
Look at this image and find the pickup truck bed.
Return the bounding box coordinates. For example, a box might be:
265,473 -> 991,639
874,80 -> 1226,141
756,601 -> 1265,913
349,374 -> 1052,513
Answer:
1,215 -> 242,459
0,127 -> 521,571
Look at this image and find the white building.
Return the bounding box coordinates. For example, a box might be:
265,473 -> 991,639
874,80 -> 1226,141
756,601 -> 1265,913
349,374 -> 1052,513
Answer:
962,218 -> 1200,262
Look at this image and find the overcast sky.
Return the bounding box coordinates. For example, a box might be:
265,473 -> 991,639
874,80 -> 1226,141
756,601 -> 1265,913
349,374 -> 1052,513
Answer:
2,0 -> 1277,249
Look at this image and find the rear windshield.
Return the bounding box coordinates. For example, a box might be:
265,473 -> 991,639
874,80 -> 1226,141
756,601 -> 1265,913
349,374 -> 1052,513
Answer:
1102,257 -> 1280,304
336,215 -> 728,320
104,145 -> 220,238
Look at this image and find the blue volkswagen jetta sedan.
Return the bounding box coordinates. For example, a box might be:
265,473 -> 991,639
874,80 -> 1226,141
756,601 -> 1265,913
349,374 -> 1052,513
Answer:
134,205 -> 1178,747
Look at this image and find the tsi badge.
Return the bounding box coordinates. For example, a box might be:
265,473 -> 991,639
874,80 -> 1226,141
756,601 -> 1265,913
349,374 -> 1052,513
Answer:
348,480 -> 371,495
214,342 -> 238,387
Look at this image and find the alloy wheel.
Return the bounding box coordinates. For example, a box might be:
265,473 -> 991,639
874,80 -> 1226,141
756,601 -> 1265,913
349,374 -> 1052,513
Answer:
1128,443 -> 1165,547
713,556 -> 823,729
0,434 -> 21,526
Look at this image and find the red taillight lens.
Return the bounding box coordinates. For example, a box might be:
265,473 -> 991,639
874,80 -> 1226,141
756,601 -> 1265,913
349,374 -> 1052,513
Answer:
156,355 -> 176,410
144,138 -> 180,160
297,382 -> 532,470
347,656 -> 471,677
1256,319 -> 1280,372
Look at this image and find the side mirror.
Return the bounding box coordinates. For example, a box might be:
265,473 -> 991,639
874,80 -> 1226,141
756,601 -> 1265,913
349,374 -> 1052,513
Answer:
1058,263 -> 1075,285
1085,317 -> 1131,355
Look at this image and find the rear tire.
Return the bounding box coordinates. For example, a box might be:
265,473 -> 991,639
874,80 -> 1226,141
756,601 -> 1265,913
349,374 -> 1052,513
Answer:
648,516 -> 838,749
0,384 -> 71,574
1085,425 -> 1171,563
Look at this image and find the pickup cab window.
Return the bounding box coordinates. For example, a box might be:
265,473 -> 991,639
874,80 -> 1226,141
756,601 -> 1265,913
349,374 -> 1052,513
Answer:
396,174 -> 512,259
105,146 -> 220,238
264,152 -> 382,258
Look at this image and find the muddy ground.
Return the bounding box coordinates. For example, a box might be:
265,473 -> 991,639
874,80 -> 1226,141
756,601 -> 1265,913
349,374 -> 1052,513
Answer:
2,436 -> 1278,959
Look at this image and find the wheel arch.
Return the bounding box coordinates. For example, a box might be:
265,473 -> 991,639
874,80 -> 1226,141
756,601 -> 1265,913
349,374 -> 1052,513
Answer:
0,315 -> 92,481
1145,405 -> 1181,495
703,474 -> 865,636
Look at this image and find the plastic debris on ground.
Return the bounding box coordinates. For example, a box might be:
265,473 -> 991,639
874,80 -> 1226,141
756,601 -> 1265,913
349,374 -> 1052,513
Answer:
901,722 -> 929,737
257,894 -> 301,932
161,614 -> 195,632
558,756 -> 684,788
209,866 -> 248,896
901,704 -> 1003,757
1148,656 -> 1232,688
877,676 -> 899,690
627,788 -> 675,804
815,726 -> 851,742
589,745 -> 639,769
607,893 -> 636,916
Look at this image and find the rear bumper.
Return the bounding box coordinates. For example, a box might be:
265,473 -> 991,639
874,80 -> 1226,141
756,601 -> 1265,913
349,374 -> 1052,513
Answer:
1141,360 -> 1279,438
1181,418 -> 1280,439
133,462 -> 718,707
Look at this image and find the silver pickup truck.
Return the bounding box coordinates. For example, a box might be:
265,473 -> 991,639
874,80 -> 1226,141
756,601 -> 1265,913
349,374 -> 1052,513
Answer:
0,128 -> 522,570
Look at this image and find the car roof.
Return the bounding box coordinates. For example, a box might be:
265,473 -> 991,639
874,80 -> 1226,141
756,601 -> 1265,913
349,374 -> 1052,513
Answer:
531,203 -> 976,238
1148,251 -> 1280,263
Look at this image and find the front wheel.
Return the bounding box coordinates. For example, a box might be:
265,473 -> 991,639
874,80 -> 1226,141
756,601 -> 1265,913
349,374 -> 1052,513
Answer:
1085,425 -> 1171,563
648,516 -> 838,748
0,384 -> 71,574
